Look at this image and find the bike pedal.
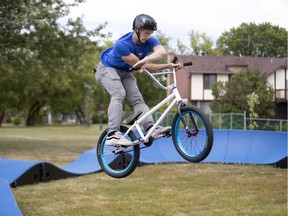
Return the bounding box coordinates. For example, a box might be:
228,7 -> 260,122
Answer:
164,132 -> 172,137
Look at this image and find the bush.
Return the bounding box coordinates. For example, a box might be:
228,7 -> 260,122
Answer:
12,117 -> 21,125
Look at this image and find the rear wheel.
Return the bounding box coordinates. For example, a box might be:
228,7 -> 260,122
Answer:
96,125 -> 140,178
172,105 -> 213,162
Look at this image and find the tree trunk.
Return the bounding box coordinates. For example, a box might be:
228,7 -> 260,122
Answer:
0,109 -> 5,127
75,107 -> 89,127
26,101 -> 43,126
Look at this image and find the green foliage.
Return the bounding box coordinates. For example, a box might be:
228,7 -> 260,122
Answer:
12,116 -> 21,125
0,0 -> 110,126
209,113 -> 245,130
247,92 -> 260,130
216,22 -> 287,57
1,1 -> 285,127
188,30 -> 215,55
155,30 -> 172,54
133,73 -> 166,108
211,69 -> 275,118
184,22 -> 287,57
91,112 -> 108,124
176,39 -> 190,54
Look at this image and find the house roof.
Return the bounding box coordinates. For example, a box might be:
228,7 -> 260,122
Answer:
174,55 -> 287,76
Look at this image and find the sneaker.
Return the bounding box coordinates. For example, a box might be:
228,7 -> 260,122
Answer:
151,126 -> 172,139
106,131 -> 132,146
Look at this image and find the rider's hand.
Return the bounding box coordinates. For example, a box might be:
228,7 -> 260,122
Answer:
133,57 -> 149,69
168,63 -> 183,70
138,68 -> 145,73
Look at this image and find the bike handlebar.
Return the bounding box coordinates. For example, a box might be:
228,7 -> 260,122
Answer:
141,61 -> 193,91
130,66 -> 141,71
183,61 -> 193,66
130,61 -> 192,71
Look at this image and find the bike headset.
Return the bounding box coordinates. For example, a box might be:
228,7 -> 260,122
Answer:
132,14 -> 157,45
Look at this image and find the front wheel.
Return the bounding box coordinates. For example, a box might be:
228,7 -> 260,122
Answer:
96,125 -> 140,178
172,105 -> 213,162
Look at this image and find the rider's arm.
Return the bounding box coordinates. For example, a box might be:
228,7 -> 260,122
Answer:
121,53 -> 182,72
120,43 -> 181,72
121,54 -> 181,72
143,45 -> 167,62
132,45 -> 167,69
121,45 -> 167,67
141,62 -> 182,72
121,53 -> 139,67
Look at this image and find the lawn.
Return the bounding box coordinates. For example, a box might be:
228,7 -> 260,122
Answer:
0,125 -> 287,216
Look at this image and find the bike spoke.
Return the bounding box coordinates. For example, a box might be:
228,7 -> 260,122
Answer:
97,126 -> 140,178
173,106 -> 213,162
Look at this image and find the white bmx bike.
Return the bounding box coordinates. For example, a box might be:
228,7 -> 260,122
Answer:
96,62 -> 213,178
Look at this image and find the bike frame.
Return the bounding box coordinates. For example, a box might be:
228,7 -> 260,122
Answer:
124,68 -> 183,145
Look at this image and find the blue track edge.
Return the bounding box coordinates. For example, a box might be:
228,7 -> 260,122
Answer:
0,129 -> 286,215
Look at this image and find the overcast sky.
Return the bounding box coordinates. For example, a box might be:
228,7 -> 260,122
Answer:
65,0 -> 288,46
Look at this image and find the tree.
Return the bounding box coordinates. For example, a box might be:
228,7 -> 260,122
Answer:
210,69 -> 275,118
247,92 -> 260,130
216,22 -> 287,57
0,0 -> 83,125
155,30 -> 172,54
48,18 -> 105,126
0,0 -> 109,126
188,30 -> 215,55
176,39 -> 190,55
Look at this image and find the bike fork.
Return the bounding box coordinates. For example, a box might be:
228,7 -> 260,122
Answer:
177,102 -> 199,137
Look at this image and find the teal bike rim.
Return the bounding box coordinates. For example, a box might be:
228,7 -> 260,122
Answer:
174,110 -> 208,159
100,135 -> 136,174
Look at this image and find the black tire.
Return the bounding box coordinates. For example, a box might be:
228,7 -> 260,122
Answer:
172,105 -> 213,162
96,125 -> 140,178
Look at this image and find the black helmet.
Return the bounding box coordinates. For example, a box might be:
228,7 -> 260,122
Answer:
132,14 -> 157,31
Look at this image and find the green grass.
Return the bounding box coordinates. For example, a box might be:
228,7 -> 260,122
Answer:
0,125 -> 287,216
0,124 -> 104,166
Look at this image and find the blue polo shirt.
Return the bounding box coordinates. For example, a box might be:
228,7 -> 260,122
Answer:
100,32 -> 160,72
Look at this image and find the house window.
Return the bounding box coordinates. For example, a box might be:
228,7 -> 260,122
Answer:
204,74 -> 217,89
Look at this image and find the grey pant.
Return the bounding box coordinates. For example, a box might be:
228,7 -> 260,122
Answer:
95,62 -> 154,132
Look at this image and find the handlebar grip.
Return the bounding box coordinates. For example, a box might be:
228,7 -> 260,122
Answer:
183,62 -> 193,66
130,67 -> 141,71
